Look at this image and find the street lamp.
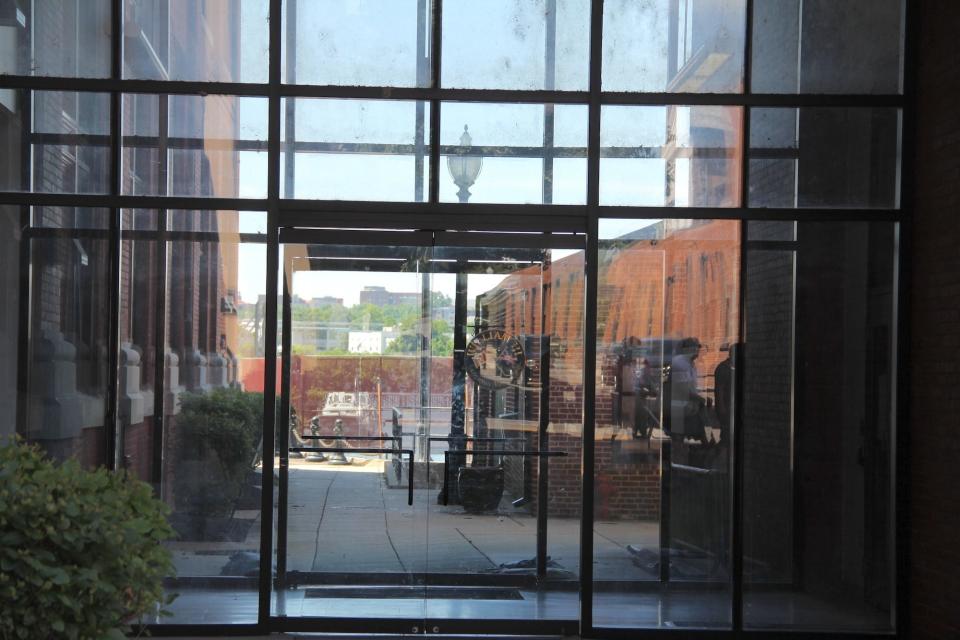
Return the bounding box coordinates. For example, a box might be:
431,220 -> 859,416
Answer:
446,124 -> 483,203
440,125 -> 482,504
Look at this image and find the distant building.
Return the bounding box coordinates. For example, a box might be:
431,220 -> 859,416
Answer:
358,286 -> 420,307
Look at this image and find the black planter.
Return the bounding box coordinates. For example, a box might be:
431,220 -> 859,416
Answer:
457,466 -> 504,513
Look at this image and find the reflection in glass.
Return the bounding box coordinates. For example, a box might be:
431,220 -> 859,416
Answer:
600,106 -> 742,207
282,0 -> 430,87
0,91 -> 110,194
124,0 -> 269,82
751,0 -> 902,94
0,0 -> 111,78
602,0 -> 745,93
20,208 -> 113,468
742,221 -> 896,632
593,218 -> 739,630
113,210 -> 268,624
442,0 -> 590,90
282,99 -> 430,201
122,94 -> 268,198
748,108 -> 900,208
440,102 -> 588,204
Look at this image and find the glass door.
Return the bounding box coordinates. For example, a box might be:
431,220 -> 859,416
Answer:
423,233 -> 584,636
272,229 -> 585,635
273,230 -> 432,633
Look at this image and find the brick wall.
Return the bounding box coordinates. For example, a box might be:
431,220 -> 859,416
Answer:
475,220 -> 740,522
910,1 -> 960,637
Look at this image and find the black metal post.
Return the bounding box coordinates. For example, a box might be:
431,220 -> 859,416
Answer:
580,0 -> 604,631
150,206 -> 168,488
419,267 -> 431,461
659,437 -> 672,583
275,249 -> 293,586
451,271 -> 468,433
105,0 -> 123,471
15,89 -> 32,438
895,0 -> 918,633
150,92 -> 169,488
428,0 -> 442,205
443,270 -> 469,504
732,0 -> 753,629
536,336 -> 551,580
258,0 -> 283,626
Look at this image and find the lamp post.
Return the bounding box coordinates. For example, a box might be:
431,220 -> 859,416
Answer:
446,125 -> 483,203
440,125 -> 482,503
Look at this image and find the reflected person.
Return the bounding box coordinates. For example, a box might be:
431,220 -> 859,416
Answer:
669,337 -> 706,443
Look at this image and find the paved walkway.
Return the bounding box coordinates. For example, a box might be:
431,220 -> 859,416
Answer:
170,456 -> 660,581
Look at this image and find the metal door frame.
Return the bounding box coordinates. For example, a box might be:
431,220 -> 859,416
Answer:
269,224 -> 586,636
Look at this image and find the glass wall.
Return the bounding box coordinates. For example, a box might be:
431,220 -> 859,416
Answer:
593,218 -> 739,629
0,0 -> 904,636
122,94 -> 268,199
0,0 -> 112,78
282,99 -> 430,201
0,91 -> 111,194
751,0 -> 903,94
123,0 -> 269,83
17,208 -> 113,468
441,102 -> 588,205
742,220 -> 896,632
116,209 -> 268,624
600,105 -> 742,207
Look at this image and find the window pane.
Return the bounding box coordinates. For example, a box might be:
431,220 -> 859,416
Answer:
743,221 -> 896,632
122,94 -> 268,198
442,0 -> 590,90
748,108 -> 900,209
124,0 -> 269,82
602,0 -> 745,92
282,0 -> 430,87
0,0 -> 111,78
115,209 -> 268,623
440,102 -> 587,205
600,105 -> 742,207
593,218 -> 739,630
747,220 -> 796,242
0,91 -> 110,194
282,99 -> 430,201
752,0 -> 903,94
20,208 -> 112,469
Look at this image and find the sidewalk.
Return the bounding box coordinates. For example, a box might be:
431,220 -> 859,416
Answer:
168,456 -> 659,581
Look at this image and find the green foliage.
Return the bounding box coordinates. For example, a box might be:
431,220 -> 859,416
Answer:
384,319 -> 454,356
174,388 -> 264,517
0,439 -> 175,640
290,295 -> 453,334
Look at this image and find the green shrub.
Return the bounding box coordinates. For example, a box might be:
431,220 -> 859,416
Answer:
173,388 -> 264,517
0,439 -> 175,640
